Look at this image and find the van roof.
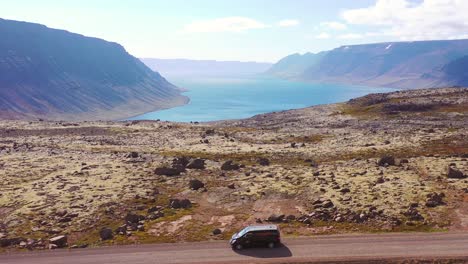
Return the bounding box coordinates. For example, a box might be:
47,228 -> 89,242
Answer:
245,225 -> 278,232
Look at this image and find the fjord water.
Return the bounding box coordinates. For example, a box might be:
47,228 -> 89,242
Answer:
131,76 -> 393,122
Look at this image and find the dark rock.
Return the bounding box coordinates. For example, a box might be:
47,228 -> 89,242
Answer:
286,215 -> 296,221
378,155 -> 396,166
267,214 -> 284,222
0,237 -> 24,248
99,228 -> 113,240
205,129 -> 215,135
115,225 -> 127,235
221,160 -> 240,171
212,229 -> 222,235
172,157 -> 190,169
189,179 -> 205,190
170,199 -> 192,209
375,176 -> 385,184
447,166 -> 466,179
322,200 -> 334,208
49,235 -> 67,248
340,188 -> 350,194
127,152 -> 139,158
403,207 -> 424,221
400,159 -> 409,164
147,211 -> 164,220
257,158 -> 270,166
186,159 -> 206,170
179,199 -> 192,209
425,193 -> 445,207
125,213 -> 145,224
155,167 -> 183,176
227,183 -> 235,189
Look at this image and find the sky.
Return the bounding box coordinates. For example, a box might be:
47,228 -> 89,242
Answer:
1,0 -> 468,62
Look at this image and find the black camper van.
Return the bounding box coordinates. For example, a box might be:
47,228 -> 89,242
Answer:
229,225 -> 281,250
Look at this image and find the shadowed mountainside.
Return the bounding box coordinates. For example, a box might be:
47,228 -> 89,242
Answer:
268,39 -> 468,89
0,18 -> 188,121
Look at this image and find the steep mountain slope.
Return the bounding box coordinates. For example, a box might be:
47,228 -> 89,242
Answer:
265,51 -> 327,78
0,18 -> 188,120
268,39 -> 468,89
141,58 -> 272,77
439,55 -> 468,86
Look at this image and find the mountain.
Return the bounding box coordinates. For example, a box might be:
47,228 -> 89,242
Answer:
141,58 -> 272,78
0,18 -> 188,121
268,39 -> 468,89
265,51 -> 327,78
439,55 -> 468,86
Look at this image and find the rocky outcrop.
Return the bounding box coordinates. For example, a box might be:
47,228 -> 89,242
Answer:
221,160 -> 240,171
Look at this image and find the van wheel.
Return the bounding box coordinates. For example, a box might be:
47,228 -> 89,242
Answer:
235,244 -> 243,250
267,242 -> 275,248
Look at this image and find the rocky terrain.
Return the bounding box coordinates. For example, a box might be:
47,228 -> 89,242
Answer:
0,87 -> 466,251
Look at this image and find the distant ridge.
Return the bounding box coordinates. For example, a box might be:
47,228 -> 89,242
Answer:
267,39 -> 468,89
0,18 -> 188,121
141,58 -> 272,77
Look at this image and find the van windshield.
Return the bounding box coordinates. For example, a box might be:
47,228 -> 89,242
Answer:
237,227 -> 249,237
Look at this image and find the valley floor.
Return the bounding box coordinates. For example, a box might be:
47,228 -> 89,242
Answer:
0,87 -> 467,251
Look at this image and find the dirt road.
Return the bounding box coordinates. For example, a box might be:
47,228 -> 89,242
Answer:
0,232 -> 467,263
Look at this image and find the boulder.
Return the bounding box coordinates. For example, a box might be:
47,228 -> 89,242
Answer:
221,160 -> 240,171
340,188 -> 350,194
115,225 -> 127,235
425,193 -> 445,207
403,208 -> 424,221
267,214 -> 285,223
189,179 -> 205,190
322,200 -> 335,208
155,167 -> 183,176
125,213 -> 145,224
212,228 -> 222,235
227,183 -> 236,189
127,152 -> 139,158
186,159 -> 206,170
375,177 -> 385,184
99,228 -> 113,241
170,199 -> 192,209
378,155 -> 396,166
0,238 -> 24,248
49,235 -> 67,248
447,166 -> 466,179
179,199 -> 192,209
257,158 -> 270,166
172,157 -> 190,169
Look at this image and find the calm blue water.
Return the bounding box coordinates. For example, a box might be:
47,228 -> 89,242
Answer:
131,76 -> 393,122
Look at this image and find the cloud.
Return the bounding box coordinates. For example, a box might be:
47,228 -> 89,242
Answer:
341,0 -> 468,40
320,21 -> 347,30
337,33 -> 363,39
315,33 -> 331,39
183,16 -> 267,33
278,19 -> 300,27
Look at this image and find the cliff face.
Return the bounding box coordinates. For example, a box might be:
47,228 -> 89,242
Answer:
265,51 -> 327,78
0,18 -> 188,120
268,39 -> 468,89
